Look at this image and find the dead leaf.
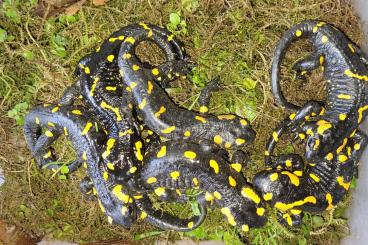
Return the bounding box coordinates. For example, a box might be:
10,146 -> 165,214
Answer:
65,0 -> 86,15
92,0 -> 108,6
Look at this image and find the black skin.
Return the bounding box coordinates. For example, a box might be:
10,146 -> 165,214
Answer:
138,140 -> 267,230
117,26 -> 256,151
253,104 -> 368,227
23,105 -> 137,228
271,20 -> 368,163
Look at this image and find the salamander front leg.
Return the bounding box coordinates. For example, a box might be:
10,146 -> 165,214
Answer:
59,80 -> 82,106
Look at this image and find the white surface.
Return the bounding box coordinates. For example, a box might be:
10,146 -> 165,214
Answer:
341,1 -> 368,244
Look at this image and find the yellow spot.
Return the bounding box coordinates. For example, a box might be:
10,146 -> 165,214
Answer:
192,178 -> 199,187
184,131 -> 191,137
170,171 -> 180,180
338,154 -> 348,163
326,152 -> 334,161
326,193 -> 334,210
146,177 -> 157,184
339,114 -> 347,121
51,107 -> 59,113
122,53 -> 131,59
47,122 -> 55,127
98,200 -> 105,213
281,171 -> 300,186
309,173 -> 320,182
89,77 -> 100,96
84,67 -> 90,74
235,138 -> 246,145
228,176 -> 237,187
107,55 -> 114,62
161,126 -> 176,134
285,160 -> 292,167
107,216 -> 113,224
63,127 -> 68,136
263,193 -> 273,201
293,171 -> 303,176
132,64 -> 140,71
270,173 -> 278,181
112,185 -> 131,203
354,144 -> 361,150
274,196 -> 317,212
121,206 -> 128,216
82,151 -> 87,161
264,150 -> 270,156
43,151 -> 52,159
45,130 -> 53,137
154,106 -> 166,118
184,151 -> 196,160
82,122 -> 93,135
205,192 -> 214,202
313,26 -> 318,33
242,224 -> 249,232
283,213 -> 293,226
272,132 -> 279,142
129,166 -> 137,173
337,176 -> 350,190
231,163 -> 242,172
199,106 -> 209,113
152,68 -> 159,76
103,171 -> 109,181
225,142 -> 231,148
358,105 -> 368,123
337,94 -> 351,99
195,115 -> 207,123
167,34 -> 174,41
289,113 -> 296,120
213,191 -> 222,200
319,55 -> 324,65
102,138 -> 116,159
321,35 -> 328,43
154,187 -> 166,196
241,187 -> 260,204
240,119 -> 248,126
217,115 -> 236,120
256,208 -> 265,216
317,120 -> 332,134
140,211 -> 147,220
107,162 -> 115,170
105,86 -> 117,91
209,160 -> 219,174
138,98 -> 147,110
100,101 -> 122,121
72,109 -> 83,115
187,221 -> 194,229
96,47 -> 101,52
125,36 -> 135,44
348,43 -> 355,53
35,117 -> 40,124
108,37 -> 117,42
135,141 -> 143,161
313,139 -> 320,150
295,30 -> 302,37
147,81 -> 153,94
157,146 -> 167,158
345,69 -> 368,82
214,135 -> 222,144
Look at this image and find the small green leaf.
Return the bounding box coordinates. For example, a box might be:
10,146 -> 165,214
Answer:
6,8 -> 20,23
185,226 -> 207,239
0,28 -> 8,42
52,46 -> 67,58
190,201 -> 201,216
19,204 -> 27,212
298,237 -> 307,245
169,13 -> 181,27
182,0 -> 199,12
59,174 -> 67,180
60,165 -> 70,174
7,35 -> 15,41
22,50 -> 34,60
312,215 -> 324,228
350,177 -> 357,189
46,208 -> 54,216
242,77 -> 257,90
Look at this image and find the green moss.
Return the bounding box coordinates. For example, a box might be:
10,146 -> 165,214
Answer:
0,0 -> 363,243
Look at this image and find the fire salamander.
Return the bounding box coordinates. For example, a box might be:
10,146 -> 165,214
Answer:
253,109 -> 368,226
138,141 -> 267,231
271,20 -> 368,162
117,25 -> 256,151
23,104 -> 137,228
59,22 -> 190,179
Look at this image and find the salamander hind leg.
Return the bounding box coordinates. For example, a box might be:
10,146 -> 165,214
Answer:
198,76 -> 221,114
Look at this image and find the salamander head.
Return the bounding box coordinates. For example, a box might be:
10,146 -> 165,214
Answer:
106,200 -> 137,228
